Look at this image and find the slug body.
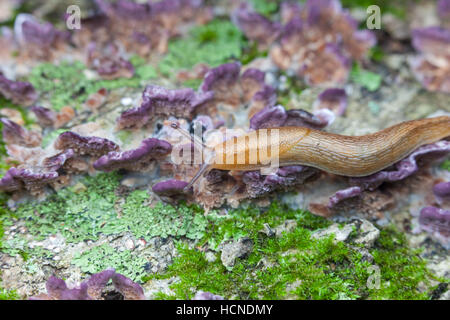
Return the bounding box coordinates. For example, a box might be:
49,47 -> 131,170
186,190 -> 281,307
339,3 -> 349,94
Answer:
211,116 -> 450,177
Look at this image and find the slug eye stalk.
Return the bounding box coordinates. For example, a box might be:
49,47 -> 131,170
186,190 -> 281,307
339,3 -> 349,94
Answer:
165,121 -> 215,192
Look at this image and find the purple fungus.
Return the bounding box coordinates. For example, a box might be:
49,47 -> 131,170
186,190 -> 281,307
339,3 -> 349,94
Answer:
193,291 -> 224,300
350,141 -> 450,191
0,168 -> 24,192
1,118 -> 41,147
30,276 -> 91,300
93,138 -> 172,172
87,42 -> 135,80
43,149 -> 76,172
251,84 -> 277,110
0,167 -> 59,195
30,269 -> 145,300
250,105 -> 331,130
95,0 -> 210,56
111,272 -> 146,300
419,206 -> 450,249
116,85 -> 213,130
410,27 -> 450,93
411,27 -> 450,55
314,88 -> 348,116
152,179 -> 189,196
14,14 -> 69,59
438,0 -> 450,20
328,186 -> 362,208
198,62 -> 277,115
54,131 -> 120,157
231,3 -> 281,48
284,108 -> 332,128
433,181 -> 450,205
200,62 -> 242,95
242,165 -> 319,198
0,73 -> 37,106
269,0 -> 374,86
249,105 -> 287,130
31,106 -> 56,127
85,269 -> 117,300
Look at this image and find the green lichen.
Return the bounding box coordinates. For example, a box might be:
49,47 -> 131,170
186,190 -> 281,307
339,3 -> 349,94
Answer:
4,172 -> 121,243
148,202 -> 435,300
159,19 -> 245,76
72,243 -> 148,282
28,58 -> 157,112
28,61 -> 88,111
0,174 -> 209,255
121,191 -> 208,241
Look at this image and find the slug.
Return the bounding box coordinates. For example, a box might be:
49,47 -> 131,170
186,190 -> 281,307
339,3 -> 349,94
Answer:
169,116 -> 450,190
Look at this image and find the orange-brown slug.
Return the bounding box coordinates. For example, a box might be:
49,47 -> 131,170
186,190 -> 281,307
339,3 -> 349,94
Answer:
170,116 -> 450,190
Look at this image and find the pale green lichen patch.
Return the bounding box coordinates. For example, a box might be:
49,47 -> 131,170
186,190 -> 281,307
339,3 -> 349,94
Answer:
121,191 -> 208,241
0,173 -> 210,265
28,59 -> 158,111
72,243 -> 148,282
3,173 -> 121,243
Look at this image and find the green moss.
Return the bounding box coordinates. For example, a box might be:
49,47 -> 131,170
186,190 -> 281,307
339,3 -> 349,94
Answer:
276,73 -> 307,108
368,227 -> 439,299
248,0 -> 279,17
72,243 -> 148,282
340,0 -> 410,19
159,19 -> 245,76
239,42 -> 268,66
441,159 -> 450,171
350,63 -> 382,92
148,202 -> 435,300
0,288 -> 20,300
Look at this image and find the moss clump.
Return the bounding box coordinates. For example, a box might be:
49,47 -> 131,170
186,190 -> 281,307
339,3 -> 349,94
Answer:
441,159 -> 450,171
148,202 -> 435,300
72,244 -> 148,282
248,0 -> 279,17
350,63 -> 382,92
0,288 -> 20,300
159,19 -> 245,76
369,227 -> 440,299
